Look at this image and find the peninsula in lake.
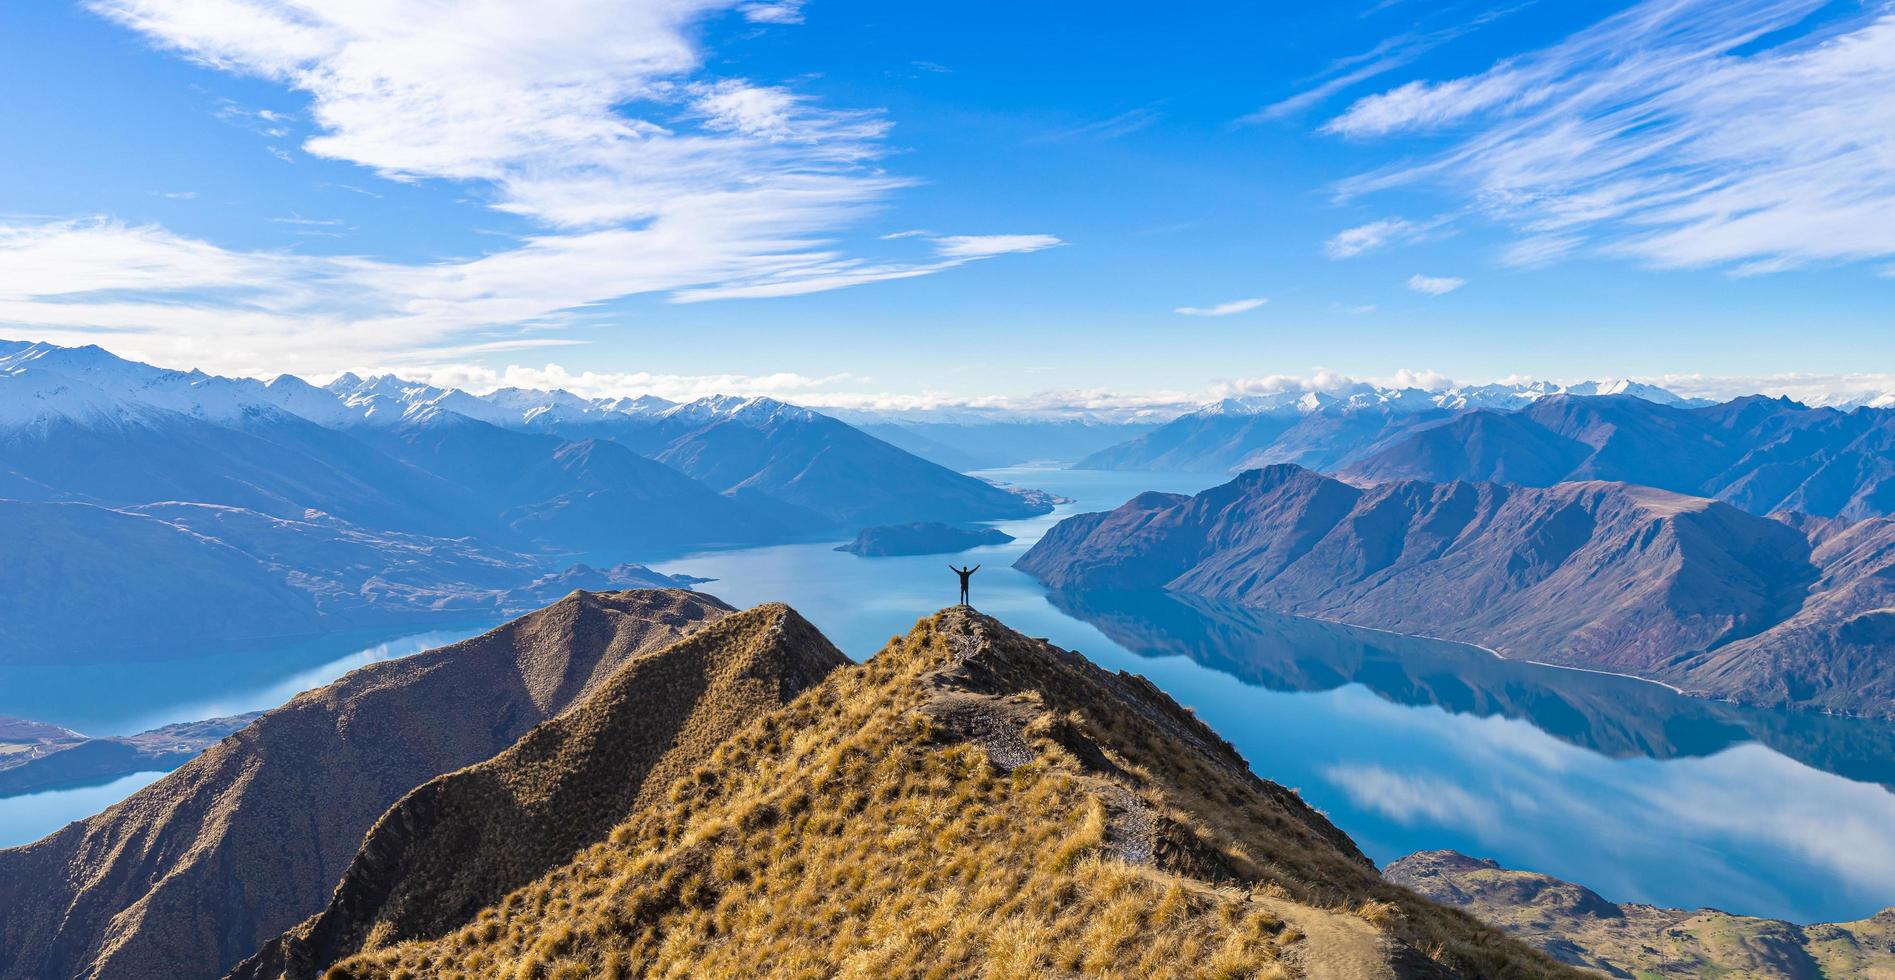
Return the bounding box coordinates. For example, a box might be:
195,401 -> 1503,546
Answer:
835,521 -> 1015,556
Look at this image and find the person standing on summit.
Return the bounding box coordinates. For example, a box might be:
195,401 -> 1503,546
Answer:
950,564 -> 979,606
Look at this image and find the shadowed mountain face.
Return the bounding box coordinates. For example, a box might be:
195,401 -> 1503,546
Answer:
1082,394 -> 1895,521
1045,590 -> 1895,790
355,413 -> 791,556
0,343 -> 1060,665
241,607 -> 1577,980
0,499 -> 698,664
540,401 -> 1052,528
1387,851 -> 1895,978
0,589 -> 734,980
0,408 -> 490,538
848,418 -> 1159,471
233,604 -> 848,980
1344,396 -> 1895,520
1017,465 -> 1895,717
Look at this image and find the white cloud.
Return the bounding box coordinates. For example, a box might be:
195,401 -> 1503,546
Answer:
1324,70 -> 1532,138
394,361 -> 859,402
738,0 -> 805,24
1406,273 -> 1464,294
8,0 -> 1054,373
1242,6 -> 1530,124
1174,297 -> 1267,317
1323,763 -> 1501,832
1038,107 -> 1162,142
1324,218 -> 1420,258
930,234 -> 1064,259
1327,0 -> 1895,273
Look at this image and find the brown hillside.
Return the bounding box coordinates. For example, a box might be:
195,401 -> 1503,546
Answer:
0,589 -> 733,980
232,603 -> 846,979
1388,850 -> 1895,977
302,607 -> 1579,980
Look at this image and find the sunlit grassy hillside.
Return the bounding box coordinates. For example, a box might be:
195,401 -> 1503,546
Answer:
308,607 -> 1578,980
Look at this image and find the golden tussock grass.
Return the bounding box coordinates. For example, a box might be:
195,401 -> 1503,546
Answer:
319,608 -> 1582,980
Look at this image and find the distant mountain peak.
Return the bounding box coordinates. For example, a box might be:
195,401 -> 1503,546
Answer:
661,393 -> 820,425
1196,378 -> 1701,419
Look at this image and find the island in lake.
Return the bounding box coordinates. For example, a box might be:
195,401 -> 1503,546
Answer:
835,521 -> 1014,557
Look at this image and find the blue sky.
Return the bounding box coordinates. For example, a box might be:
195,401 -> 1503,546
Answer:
2,0 -> 1892,411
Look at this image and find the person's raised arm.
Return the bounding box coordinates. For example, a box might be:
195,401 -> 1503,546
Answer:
970,565 -> 980,573
948,564 -> 959,574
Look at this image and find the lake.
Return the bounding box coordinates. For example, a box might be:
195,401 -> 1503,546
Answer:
0,624 -> 494,847
5,465 -> 1894,925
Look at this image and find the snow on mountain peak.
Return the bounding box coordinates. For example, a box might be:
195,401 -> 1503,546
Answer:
1196,378 -> 1700,418
0,340 -> 277,427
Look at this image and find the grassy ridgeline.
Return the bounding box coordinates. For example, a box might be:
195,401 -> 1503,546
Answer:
307,608 -> 1578,980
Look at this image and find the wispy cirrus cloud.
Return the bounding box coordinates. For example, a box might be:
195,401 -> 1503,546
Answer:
1406,273 -> 1464,294
3,0 -> 1055,374
1327,0 -> 1895,274
1242,4 -> 1531,124
1037,107 -> 1163,142
1324,217 -> 1427,258
1174,297 -> 1268,317
930,234 -> 1064,259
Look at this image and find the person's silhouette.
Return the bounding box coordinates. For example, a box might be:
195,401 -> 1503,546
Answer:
950,564 -> 980,606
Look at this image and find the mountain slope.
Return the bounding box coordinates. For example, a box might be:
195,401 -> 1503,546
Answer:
1015,466 -> 1895,716
848,417 -> 1160,470
0,406 -> 488,537
0,499 -> 696,664
1680,516 -> 1895,715
1345,395 -> 1895,520
1082,385 -> 1895,521
357,412 -> 793,555
234,604 -> 847,980
0,590 -> 733,980
540,396 -> 1053,527
1388,851 -> 1895,978
1078,408 -> 1307,472
1075,380 -> 1701,475
269,607 -> 1576,980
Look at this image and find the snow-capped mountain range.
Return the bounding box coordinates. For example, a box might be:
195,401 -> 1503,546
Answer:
1196,377 -> 1713,418
7,340 -> 1895,447
0,340 -> 817,432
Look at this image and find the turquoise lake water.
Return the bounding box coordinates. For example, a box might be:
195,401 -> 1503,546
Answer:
5,465 -> 1894,925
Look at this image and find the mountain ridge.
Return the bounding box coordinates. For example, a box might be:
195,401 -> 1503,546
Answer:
232,603 -> 849,980
1016,465 -> 1895,717
0,589 -> 736,980
237,604 -> 1578,979
1080,389 -> 1895,522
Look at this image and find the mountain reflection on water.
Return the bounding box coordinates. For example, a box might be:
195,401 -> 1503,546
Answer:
1047,589 -> 1895,790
